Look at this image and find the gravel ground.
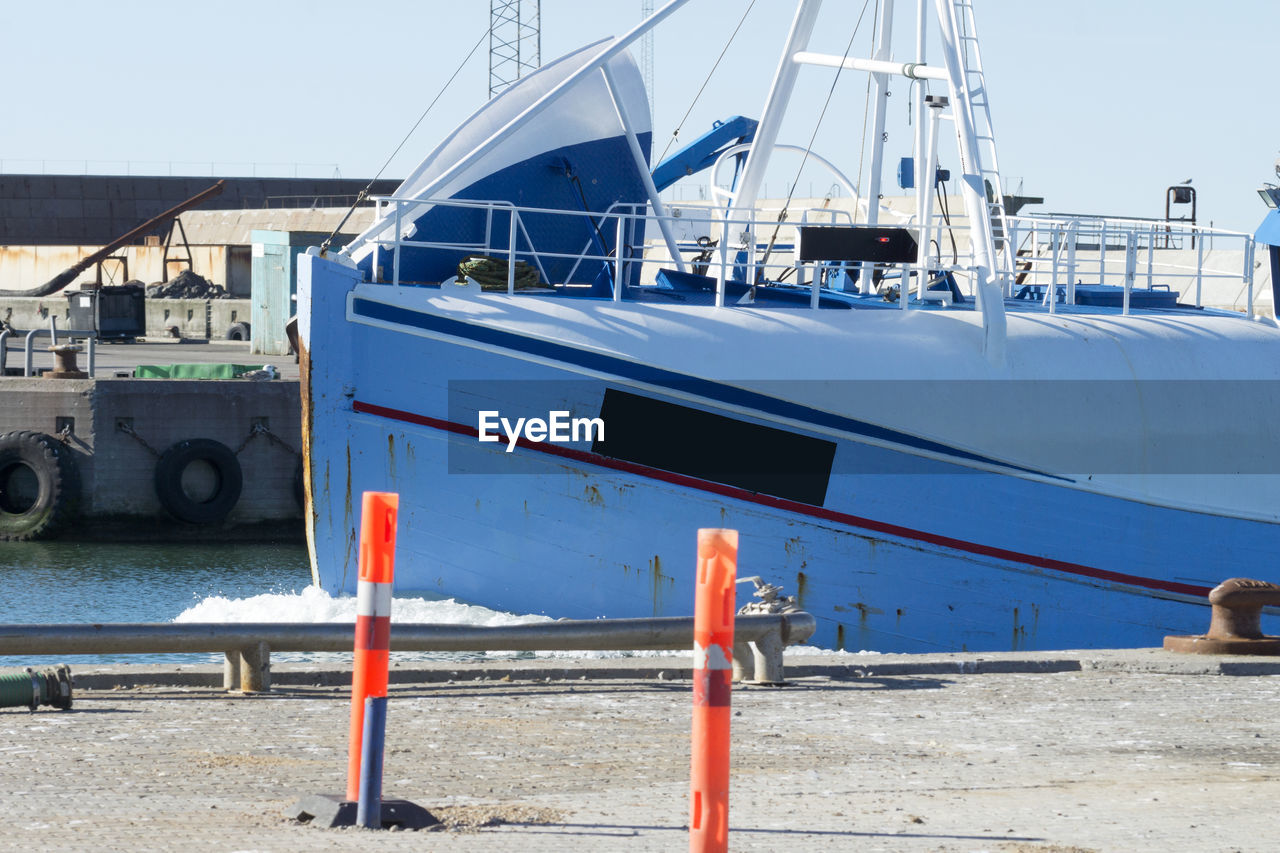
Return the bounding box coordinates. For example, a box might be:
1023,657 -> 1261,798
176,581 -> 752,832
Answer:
2,653 -> 1278,852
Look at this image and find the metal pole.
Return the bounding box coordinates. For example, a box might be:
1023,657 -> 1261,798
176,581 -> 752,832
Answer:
914,97 -> 945,307
0,615 -> 814,653
727,0 -> 823,218
357,696 -> 388,829
912,0 -> 929,301
601,64 -> 686,274
860,1 -> 896,292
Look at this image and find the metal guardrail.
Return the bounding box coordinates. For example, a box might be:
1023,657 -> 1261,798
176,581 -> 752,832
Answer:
17,327 -> 98,377
0,612 -> 816,692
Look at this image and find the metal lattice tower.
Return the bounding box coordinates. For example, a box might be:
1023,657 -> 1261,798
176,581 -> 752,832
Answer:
489,1 -> 542,99
641,0 -> 654,127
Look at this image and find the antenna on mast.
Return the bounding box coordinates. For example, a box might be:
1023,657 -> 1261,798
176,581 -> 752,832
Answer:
489,0 -> 542,98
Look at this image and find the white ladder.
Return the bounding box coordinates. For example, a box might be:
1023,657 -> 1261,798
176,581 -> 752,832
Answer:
950,0 -> 1014,280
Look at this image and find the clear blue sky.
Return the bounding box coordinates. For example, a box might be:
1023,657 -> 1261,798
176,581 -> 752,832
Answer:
3,1 -> 1275,232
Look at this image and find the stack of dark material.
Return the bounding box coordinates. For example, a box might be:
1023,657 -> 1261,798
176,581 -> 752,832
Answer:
144,270 -> 230,299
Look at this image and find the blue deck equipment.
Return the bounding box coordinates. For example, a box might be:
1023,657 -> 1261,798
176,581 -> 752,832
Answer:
651,116 -> 759,191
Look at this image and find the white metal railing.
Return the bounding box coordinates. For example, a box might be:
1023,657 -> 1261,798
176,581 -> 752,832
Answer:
360,195 -> 1260,319
0,612 -> 816,692
1004,214 -> 1256,316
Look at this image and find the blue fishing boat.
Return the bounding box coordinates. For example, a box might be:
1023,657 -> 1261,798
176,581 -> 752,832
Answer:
297,0 -> 1280,651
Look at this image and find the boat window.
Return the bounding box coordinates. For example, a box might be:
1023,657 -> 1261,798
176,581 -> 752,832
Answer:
592,389 -> 835,506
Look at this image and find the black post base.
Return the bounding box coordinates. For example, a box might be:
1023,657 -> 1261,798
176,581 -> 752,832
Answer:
285,793 -> 439,829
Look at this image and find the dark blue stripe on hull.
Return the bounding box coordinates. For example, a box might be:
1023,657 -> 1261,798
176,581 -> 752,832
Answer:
351,296 -> 1056,478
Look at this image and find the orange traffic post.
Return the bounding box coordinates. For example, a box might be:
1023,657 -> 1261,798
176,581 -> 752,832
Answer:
690,528 -> 738,853
346,491 -> 399,803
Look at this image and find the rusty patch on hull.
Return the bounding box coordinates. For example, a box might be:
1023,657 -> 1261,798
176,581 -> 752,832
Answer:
297,334 -> 320,586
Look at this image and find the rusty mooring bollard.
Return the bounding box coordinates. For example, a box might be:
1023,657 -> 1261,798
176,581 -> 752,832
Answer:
1164,578 -> 1280,655
46,344 -> 88,379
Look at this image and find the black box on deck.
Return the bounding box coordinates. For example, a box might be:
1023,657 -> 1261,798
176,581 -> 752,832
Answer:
798,225 -> 919,264
66,284 -> 145,339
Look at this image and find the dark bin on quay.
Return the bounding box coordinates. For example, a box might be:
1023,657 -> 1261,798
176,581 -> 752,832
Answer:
66,285 -> 146,339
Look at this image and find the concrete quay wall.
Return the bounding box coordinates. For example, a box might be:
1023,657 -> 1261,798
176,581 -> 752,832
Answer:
0,378 -> 302,537
1,295 -> 250,342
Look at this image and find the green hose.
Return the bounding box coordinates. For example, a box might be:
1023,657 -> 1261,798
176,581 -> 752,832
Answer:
0,665 -> 72,710
456,255 -> 543,291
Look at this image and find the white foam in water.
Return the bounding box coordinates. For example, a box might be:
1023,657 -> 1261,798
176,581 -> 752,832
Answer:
172,585 -> 686,661
173,584 -> 549,628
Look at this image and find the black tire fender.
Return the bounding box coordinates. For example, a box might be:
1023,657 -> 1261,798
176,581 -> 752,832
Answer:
154,438 -> 242,524
225,322 -> 250,341
0,430 -> 78,541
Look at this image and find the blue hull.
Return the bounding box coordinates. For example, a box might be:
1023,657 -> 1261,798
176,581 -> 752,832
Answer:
300,257 -> 1280,652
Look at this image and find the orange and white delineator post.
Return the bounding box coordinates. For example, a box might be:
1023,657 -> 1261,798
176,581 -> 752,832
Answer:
690,528 -> 738,853
346,491 -> 399,803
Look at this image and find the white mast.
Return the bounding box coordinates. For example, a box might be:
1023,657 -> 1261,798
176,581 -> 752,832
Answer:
859,0 -> 895,293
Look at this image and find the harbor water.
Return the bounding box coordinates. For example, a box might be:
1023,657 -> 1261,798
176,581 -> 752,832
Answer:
0,541 -> 573,667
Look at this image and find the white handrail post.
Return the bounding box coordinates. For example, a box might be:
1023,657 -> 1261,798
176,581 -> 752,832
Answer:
1123,230 -> 1135,315
715,210 -> 729,308
1066,220 -> 1077,304
392,201 -> 402,287
1145,224 -> 1155,288
1195,227 -> 1205,307
1246,237 -> 1256,318
1048,224 -> 1060,314
507,211 -> 518,295
615,213 -> 628,300
1099,220 -> 1107,282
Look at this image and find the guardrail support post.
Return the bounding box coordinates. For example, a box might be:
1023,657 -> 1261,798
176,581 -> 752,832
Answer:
240,642 -> 271,693
223,651 -> 240,691
749,630 -> 785,684
730,642 -> 753,682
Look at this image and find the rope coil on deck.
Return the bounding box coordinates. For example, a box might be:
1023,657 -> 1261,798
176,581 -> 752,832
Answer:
456,255 -> 543,291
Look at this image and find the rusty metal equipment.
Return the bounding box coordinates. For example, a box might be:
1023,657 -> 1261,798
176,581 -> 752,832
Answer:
10,181 -> 225,298
46,344 -> 87,379
1164,578 -> 1280,655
